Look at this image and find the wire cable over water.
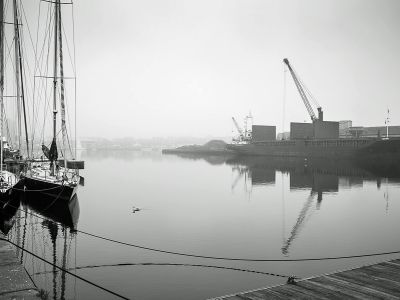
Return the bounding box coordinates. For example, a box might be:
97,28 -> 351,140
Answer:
31,262 -> 291,278
5,200 -> 400,262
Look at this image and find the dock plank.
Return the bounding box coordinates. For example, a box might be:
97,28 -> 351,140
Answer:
212,257 -> 400,300
332,270 -> 400,296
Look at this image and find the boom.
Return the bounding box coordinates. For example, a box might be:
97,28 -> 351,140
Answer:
232,117 -> 244,140
283,58 -> 323,122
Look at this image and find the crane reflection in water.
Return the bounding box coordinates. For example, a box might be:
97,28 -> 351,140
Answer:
168,153 -> 400,256
227,156 -> 400,255
0,189 -> 79,300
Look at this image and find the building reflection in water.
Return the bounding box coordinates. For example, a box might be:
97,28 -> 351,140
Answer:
169,153 -> 400,256
227,156 -> 400,255
0,189 -> 80,300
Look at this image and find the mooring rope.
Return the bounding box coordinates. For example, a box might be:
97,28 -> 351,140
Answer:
12,184 -> 65,192
3,199 -> 400,263
31,262 -> 291,278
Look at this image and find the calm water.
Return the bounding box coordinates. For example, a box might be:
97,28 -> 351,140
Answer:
3,150 -> 400,299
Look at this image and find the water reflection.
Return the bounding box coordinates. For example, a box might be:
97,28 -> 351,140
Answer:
169,153 -> 400,256
1,190 -> 80,300
0,195 -> 20,235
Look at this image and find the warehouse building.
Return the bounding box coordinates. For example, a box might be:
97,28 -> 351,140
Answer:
252,125 -> 276,141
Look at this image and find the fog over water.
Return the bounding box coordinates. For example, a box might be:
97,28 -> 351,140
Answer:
21,0 -> 400,139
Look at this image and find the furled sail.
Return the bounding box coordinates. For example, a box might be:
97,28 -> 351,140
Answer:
41,144 -> 50,159
43,139 -> 58,162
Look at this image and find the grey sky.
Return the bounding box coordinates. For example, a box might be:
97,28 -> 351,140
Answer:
27,0 -> 400,138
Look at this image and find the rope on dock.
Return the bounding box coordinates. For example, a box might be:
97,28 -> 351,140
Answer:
0,237 -> 130,300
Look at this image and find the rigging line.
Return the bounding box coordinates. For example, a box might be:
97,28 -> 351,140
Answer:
18,6 -> 38,104
5,200 -> 400,263
35,4 -> 54,145
30,1 -> 41,153
0,238 -> 130,300
36,15 -> 50,144
3,34 -> 17,76
20,0 -> 46,73
60,15 -> 75,72
32,3 -> 53,113
31,262 -> 292,279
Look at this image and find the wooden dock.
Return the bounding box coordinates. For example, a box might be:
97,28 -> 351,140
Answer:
0,233 -> 40,299
214,258 -> 400,299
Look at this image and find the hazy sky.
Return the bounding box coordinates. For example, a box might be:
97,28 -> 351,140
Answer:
25,0 -> 400,138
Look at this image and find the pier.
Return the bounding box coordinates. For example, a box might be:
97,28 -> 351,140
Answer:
0,233 -> 39,299
214,258 -> 400,299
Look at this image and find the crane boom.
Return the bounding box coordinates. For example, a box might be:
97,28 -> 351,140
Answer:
283,58 -> 322,122
232,117 -> 244,139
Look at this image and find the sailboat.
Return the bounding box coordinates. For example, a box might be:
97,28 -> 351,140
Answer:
0,0 -> 28,198
22,0 -> 84,201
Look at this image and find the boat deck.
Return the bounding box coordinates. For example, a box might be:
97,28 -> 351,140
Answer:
214,258 -> 400,299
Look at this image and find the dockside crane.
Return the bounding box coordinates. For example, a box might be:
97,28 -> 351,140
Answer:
232,117 -> 245,143
232,117 -> 245,140
283,58 -> 323,122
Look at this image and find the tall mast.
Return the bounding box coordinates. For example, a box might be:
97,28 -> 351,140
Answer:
52,0 -> 59,174
58,2 -> 67,169
13,0 -> 29,158
0,0 -> 4,174
13,0 -> 21,150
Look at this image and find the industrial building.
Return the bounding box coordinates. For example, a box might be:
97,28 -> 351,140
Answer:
348,126 -> 400,138
313,120 -> 339,139
289,120 -> 339,140
251,125 -> 276,141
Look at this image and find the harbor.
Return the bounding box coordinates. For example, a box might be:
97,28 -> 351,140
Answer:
1,150 -> 399,299
0,0 -> 399,298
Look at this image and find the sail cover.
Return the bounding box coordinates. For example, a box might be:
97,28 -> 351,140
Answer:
41,144 -> 50,159
42,139 -> 58,161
